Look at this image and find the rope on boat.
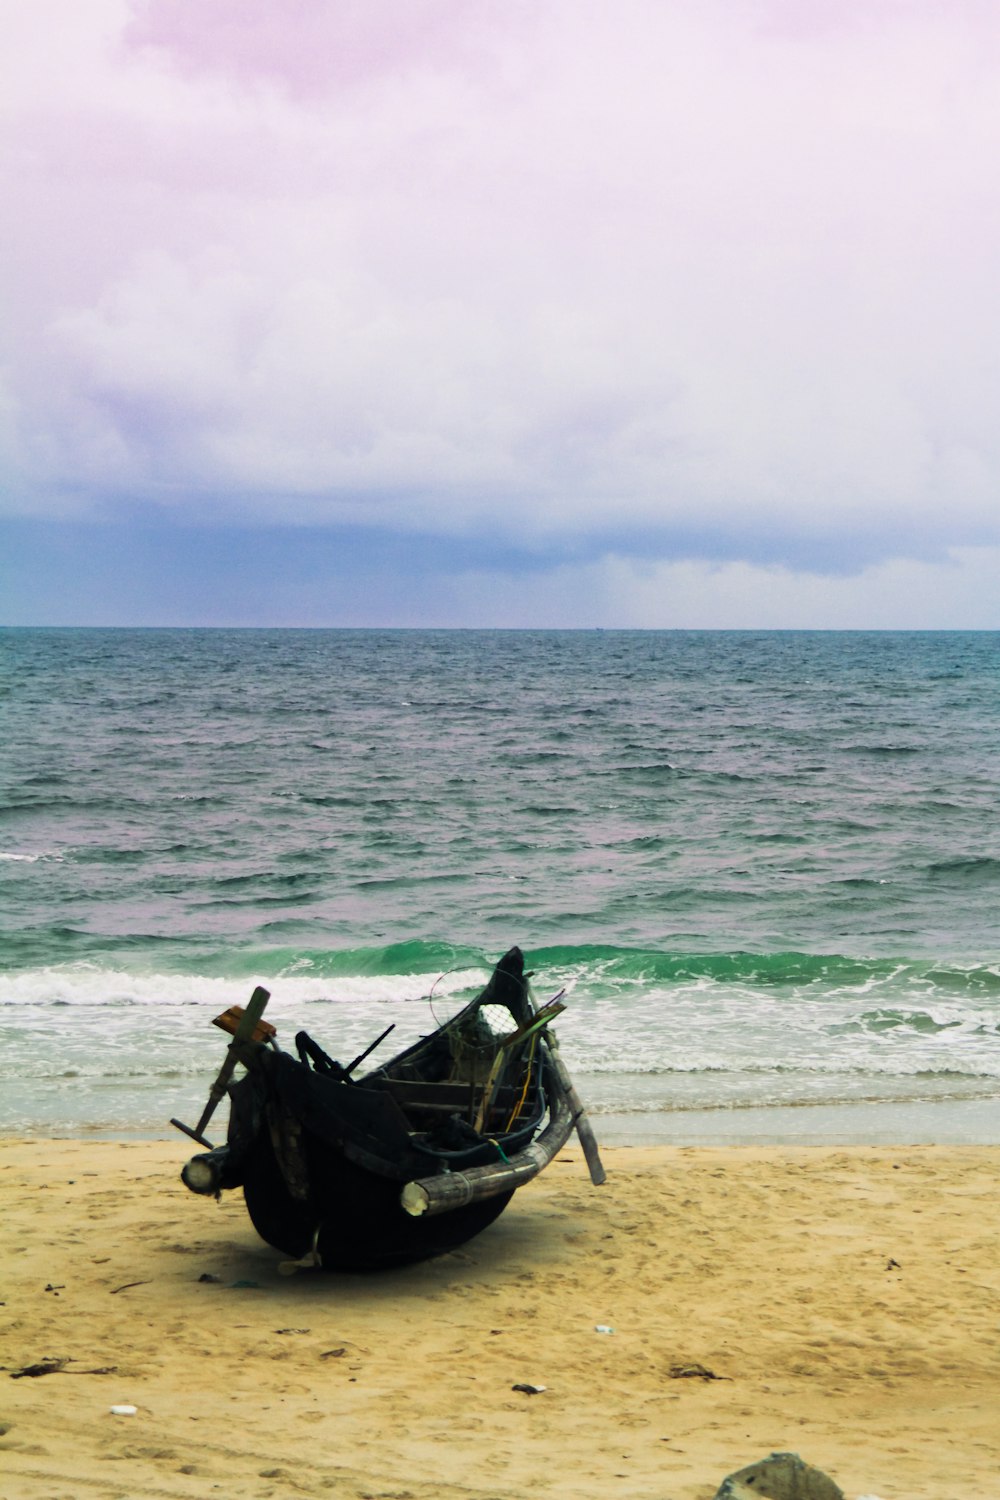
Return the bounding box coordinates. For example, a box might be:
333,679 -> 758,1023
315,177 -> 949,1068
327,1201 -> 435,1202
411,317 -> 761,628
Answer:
400,1086 -> 576,1218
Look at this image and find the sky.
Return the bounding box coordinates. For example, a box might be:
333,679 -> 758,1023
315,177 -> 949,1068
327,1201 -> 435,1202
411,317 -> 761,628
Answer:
3,0 -> 1000,628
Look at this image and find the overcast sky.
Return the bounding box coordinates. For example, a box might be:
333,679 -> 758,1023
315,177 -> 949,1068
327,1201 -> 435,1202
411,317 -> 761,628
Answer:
3,0 -> 1000,627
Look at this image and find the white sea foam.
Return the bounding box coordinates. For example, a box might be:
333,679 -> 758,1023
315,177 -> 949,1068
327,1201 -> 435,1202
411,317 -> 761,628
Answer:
0,963 -> 487,1011
0,850 -> 63,863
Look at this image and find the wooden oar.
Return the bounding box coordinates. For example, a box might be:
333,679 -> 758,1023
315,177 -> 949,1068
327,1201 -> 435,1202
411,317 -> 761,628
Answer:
541,1030 -> 606,1186
170,985 -> 271,1149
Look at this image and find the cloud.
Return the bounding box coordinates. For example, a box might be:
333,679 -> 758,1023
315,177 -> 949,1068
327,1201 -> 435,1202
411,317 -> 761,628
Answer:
123,0 -> 484,98
422,545 -> 1000,630
583,547 -> 1000,631
3,0 -> 1000,586
4,514 -> 998,629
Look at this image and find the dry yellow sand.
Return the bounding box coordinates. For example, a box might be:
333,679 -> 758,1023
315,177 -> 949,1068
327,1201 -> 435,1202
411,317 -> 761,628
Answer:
1,1139 -> 998,1500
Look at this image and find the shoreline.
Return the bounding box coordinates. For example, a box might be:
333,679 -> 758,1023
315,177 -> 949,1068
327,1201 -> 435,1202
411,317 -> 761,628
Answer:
4,1090 -> 1000,1148
594,1092 -> 1000,1147
2,1137 -> 999,1499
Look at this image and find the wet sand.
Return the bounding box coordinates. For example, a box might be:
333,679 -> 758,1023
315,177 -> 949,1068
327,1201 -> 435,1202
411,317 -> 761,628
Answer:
2,1139 -> 998,1499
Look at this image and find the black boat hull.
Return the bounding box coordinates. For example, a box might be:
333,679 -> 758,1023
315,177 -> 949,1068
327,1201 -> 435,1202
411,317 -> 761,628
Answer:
242,1124 -> 515,1271
176,947 -> 597,1272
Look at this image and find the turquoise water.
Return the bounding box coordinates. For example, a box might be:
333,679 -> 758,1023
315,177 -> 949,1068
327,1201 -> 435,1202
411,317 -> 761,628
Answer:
3,627 -> 1000,1138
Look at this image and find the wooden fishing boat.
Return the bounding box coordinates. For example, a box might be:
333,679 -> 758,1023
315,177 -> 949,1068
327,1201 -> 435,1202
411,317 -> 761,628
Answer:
172,947 -> 605,1271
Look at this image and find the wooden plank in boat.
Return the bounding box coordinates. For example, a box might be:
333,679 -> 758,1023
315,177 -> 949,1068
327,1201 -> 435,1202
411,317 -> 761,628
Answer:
378,1079 -> 478,1113
212,1005 -> 278,1044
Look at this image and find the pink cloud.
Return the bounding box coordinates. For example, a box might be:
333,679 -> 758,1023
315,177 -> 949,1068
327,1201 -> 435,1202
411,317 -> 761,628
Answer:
4,0 -> 1000,572
123,0 -> 504,96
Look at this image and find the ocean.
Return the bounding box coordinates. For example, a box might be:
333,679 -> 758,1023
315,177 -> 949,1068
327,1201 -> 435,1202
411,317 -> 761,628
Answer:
3,627 -> 1000,1145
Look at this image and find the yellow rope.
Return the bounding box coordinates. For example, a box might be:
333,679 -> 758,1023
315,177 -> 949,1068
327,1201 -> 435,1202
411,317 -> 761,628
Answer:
502,1034 -> 538,1132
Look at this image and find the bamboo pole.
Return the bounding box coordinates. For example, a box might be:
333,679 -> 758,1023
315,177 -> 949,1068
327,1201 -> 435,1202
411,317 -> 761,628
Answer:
400,1088 -> 575,1218
171,985 -> 271,1149
540,1032 -> 607,1186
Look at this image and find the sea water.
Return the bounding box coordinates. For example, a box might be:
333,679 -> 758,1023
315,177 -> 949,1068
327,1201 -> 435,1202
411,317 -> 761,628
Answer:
3,627 -> 1000,1143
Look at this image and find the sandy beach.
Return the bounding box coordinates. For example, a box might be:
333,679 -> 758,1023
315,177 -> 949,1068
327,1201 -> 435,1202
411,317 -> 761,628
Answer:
2,1139 -> 998,1500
